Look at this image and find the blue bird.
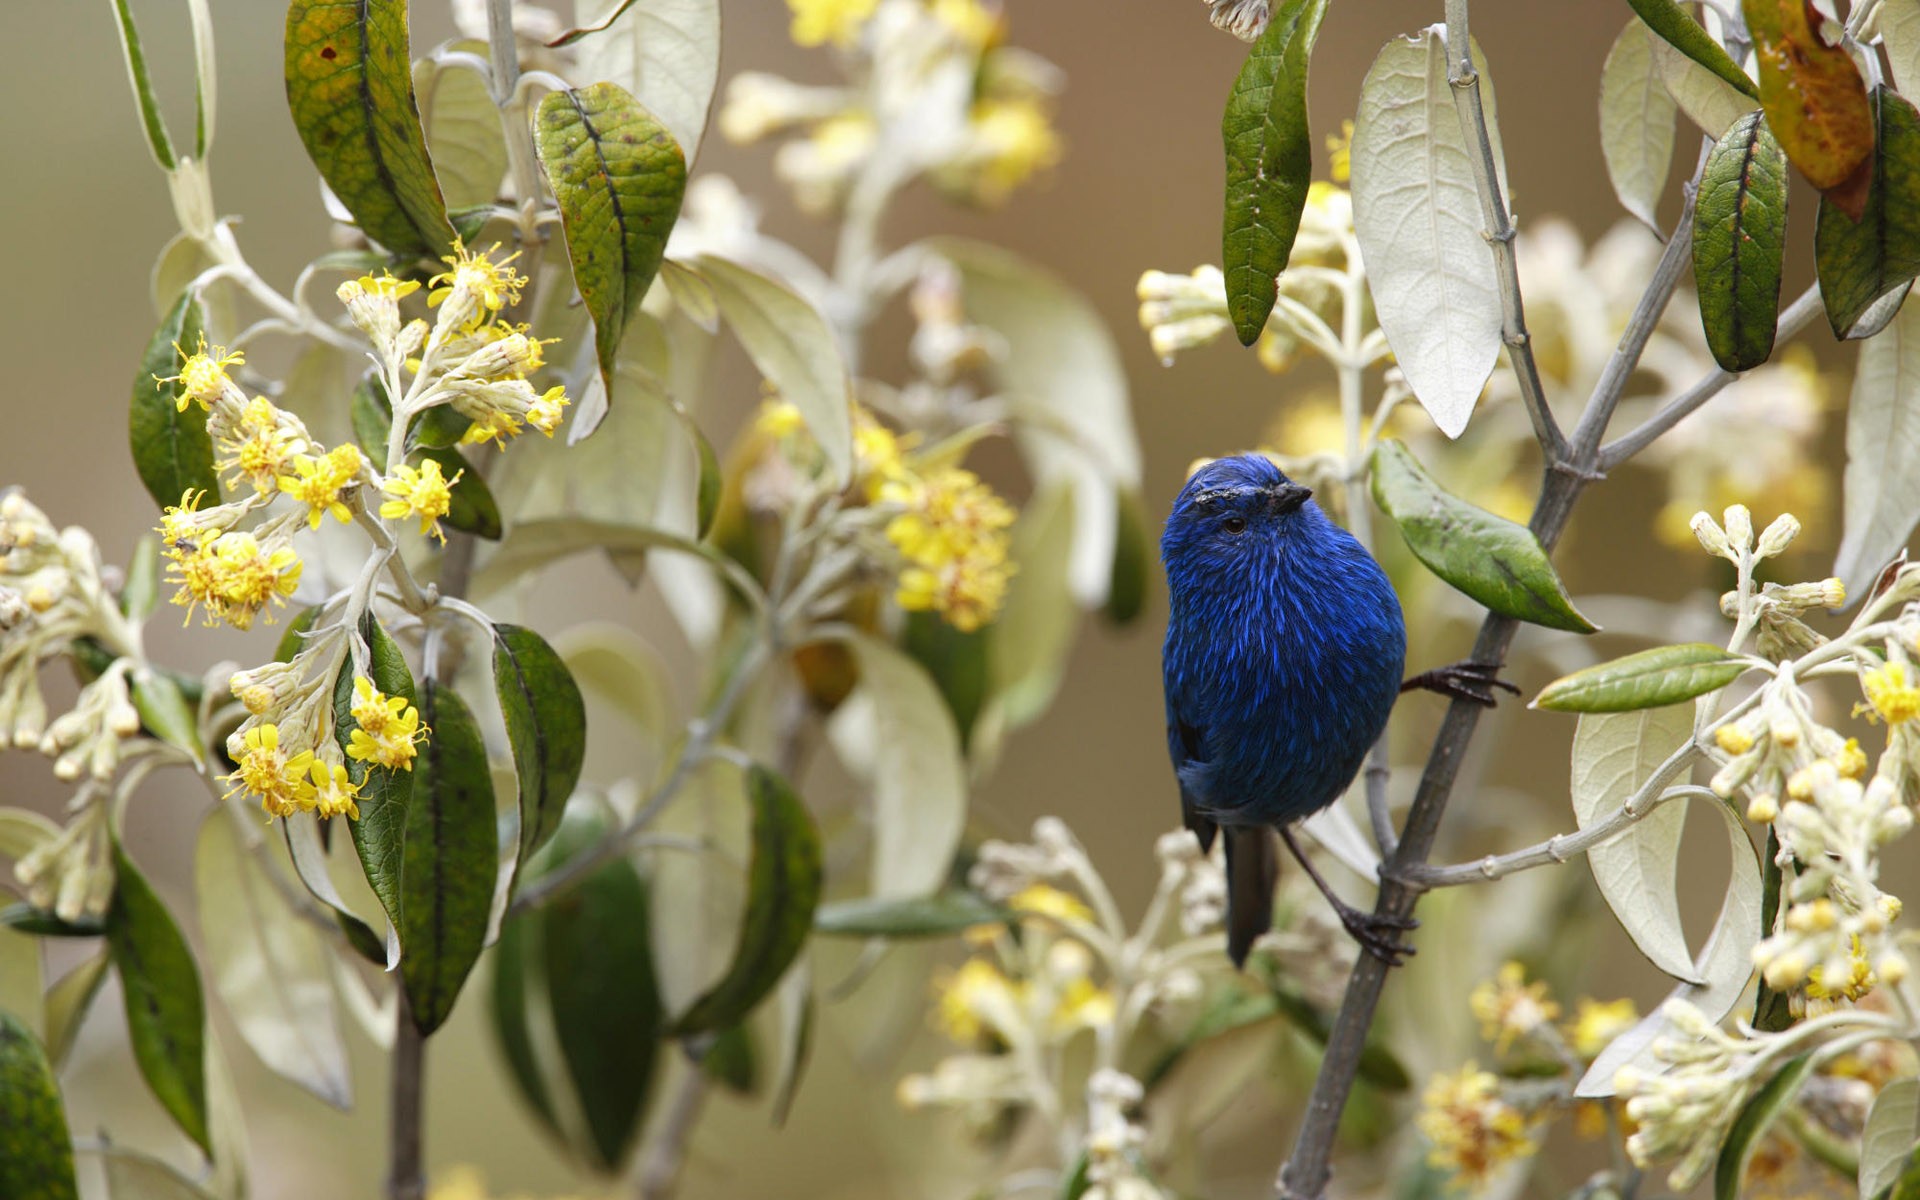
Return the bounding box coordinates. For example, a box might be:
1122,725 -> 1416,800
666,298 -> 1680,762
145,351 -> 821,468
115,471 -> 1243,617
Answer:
1160,454 -> 1512,966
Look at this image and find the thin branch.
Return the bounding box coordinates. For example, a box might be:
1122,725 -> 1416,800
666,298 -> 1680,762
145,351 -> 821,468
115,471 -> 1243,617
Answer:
1443,0 -> 1565,461
387,989 -> 426,1200
636,1055 -> 712,1200
1598,284 -> 1825,469
1409,781 -> 1715,887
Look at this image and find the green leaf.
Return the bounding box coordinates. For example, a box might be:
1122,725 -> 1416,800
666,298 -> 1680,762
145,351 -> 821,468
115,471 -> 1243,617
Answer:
692,255 -> 853,484
1105,488 -> 1150,625
0,906 -> 104,938
1835,299 -> 1920,599
1745,0 -> 1876,213
281,815 -> 390,967
123,536 -> 161,621
397,681 -> 498,1034
567,0 -> 721,168
131,668 -> 201,764
814,892 -> 1007,938
0,1011 -> 78,1200
0,894 -> 43,1036
427,446 -> 503,540
1220,0 -> 1330,345
1572,708 -> 1704,983
672,766 -> 822,1034
1816,88 -> 1920,338
487,914 -> 559,1138
109,0 -> 176,169
335,617 -> 417,936
1694,109 -> 1790,371
130,288 -> 219,513
698,1023 -> 758,1096
535,84 -> 687,397
284,0 -> 456,256
42,952 -> 109,1071
1370,439 -> 1596,632
1600,20 -> 1679,231
413,44 -> 507,211
1714,1053 -> 1817,1200
901,611 -> 990,749
1535,643 -> 1752,713
1863,1078 -> 1920,1200
1627,0 -> 1758,101
106,842 -> 209,1153
195,810 -> 351,1108
493,624 -> 588,871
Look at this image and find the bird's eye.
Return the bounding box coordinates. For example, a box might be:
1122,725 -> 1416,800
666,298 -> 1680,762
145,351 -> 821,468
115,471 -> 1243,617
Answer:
1222,515 -> 1247,534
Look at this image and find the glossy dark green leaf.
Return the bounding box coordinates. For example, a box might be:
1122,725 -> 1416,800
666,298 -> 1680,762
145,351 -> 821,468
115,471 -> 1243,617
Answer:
0,1011 -> 78,1200
1628,0 -> 1758,100
1694,109 -> 1789,371
130,289 -> 219,513
109,0 -> 176,169
1220,0 -> 1330,344
493,624 -> 588,874
283,0 -> 455,256
334,617 -> 417,936
397,681 -> 497,1034
0,906 -> 104,938
1745,0 -> 1876,214
425,446 -> 502,540
123,536 -> 160,621
1714,1053 -> 1817,1200
351,381 -> 502,539
1534,643 -> 1752,713
1104,487 -> 1150,625
131,669 -> 200,764
672,766 -> 822,1034
814,891 -> 1007,938
698,1024 -> 758,1096
902,611 -> 989,751
1817,88 -> 1920,337
535,83 -> 687,394
106,842 -> 209,1153
1370,439 -> 1596,633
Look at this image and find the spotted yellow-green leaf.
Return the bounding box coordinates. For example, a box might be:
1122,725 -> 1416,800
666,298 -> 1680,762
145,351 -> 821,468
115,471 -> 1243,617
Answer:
107,842 -> 209,1153
672,765 -> 822,1034
334,617 -> 417,939
1816,88 -> 1920,338
284,0 -> 456,256
130,289 -> 218,513
1220,0 -> 1330,344
0,1011 -> 78,1200
1628,0 -> 1758,101
1714,1054 -> 1818,1200
1745,0 -> 1876,216
535,83 -> 687,398
1370,439 -> 1596,633
1694,110 -> 1789,372
1535,643 -> 1752,713
492,624 -> 587,873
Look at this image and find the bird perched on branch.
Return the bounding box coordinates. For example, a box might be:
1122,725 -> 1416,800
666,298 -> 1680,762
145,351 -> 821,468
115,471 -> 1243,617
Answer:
1160,454 -> 1511,966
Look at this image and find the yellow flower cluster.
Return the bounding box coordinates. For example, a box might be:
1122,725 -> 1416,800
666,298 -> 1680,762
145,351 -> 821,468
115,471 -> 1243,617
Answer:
381,460 -> 460,543
164,524 -> 303,630
224,723 -> 319,819
411,244 -> 570,450
1416,1063 -> 1541,1186
1468,961 -> 1561,1054
1862,661 -> 1920,725
345,677 -> 426,771
786,0 -> 878,46
220,677 -> 423,820
929,884 -> 1117,1046
157,338 -> 244,412
280,445 -> 365,529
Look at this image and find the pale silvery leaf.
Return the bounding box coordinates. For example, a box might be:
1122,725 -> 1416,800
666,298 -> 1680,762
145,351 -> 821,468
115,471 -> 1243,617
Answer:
1599,20 -> 1677,231
648,761 -> 748,1015
205,1032 -> 248,1200
1652,37 -> 1750,140
1861,1077 -> 1920,1200
1572,708 -> 1702,984
692,254 -> 853,484
195,811 -> 352,1109
987,479 -> 1079,731
1884,0 -> 1920,97
553,623 -> 677,746
44,952 -> 108,1070
573,0 -> 720,167
414,45 -> 509,211
1835,300 -> 1920,600
1350,27 -> 1503,438
103,1147 -> 218,1200
1300,788 -> 1383,880
0,807 -> 58,862
0,890 -> 43,1038
829,634 -> 967,899
1577,795 -> 1761,1097
922,238 -> 1143,607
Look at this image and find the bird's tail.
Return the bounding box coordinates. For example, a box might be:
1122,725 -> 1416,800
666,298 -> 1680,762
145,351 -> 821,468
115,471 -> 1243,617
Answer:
1223,827 -> 1278,968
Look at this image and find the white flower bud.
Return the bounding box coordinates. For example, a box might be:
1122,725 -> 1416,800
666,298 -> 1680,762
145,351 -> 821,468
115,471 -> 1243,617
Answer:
1723,505 -> 1753,552
1755,513 -> 1801,558
1690,511 -> 1731,558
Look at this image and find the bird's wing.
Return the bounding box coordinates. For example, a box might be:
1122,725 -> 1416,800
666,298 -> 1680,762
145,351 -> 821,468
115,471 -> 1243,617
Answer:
1165,697 -> 1217,853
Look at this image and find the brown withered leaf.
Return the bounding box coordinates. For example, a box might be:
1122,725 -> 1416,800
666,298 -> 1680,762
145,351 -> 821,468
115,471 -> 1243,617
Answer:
1744,0 -> 1876,217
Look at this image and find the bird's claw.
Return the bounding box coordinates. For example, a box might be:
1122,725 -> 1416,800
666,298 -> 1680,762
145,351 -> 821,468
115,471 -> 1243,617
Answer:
1340,908 -> 1418,966
1401,660 -> 1520,708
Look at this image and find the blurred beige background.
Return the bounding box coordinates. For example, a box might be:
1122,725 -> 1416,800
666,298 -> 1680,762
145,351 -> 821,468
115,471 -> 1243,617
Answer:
0,1 -> 1860,1197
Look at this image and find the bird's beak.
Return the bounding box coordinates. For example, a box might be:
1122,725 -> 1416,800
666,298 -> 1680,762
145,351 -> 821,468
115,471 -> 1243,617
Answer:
1271,482 -> 1312,514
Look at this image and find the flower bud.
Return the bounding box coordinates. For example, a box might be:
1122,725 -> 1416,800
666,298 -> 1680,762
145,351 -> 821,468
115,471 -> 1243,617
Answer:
1746,793 -> 1779,823
1723,505 -> 1753,552
1754,513 -> 1801,558
1690,511 -> 1731,558
1715,724 -> 1755,755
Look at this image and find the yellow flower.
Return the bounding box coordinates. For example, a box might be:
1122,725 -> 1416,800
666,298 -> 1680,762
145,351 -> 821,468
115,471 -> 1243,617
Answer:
306,759 -> 362,821
1009,883 -> 1094,927
1836,737 -> 1868,779
1564,997 -> 1638,1059
427,241 -> 524,326
346,678 -> 425,771
380,459 -> 460,542
158,338 -> 244,411
853,410 -> 908,494
962,97 -> 1063,205
156,488 -> 243,549
1417,1063 -> 1541,1186
459,411 -> 524,451
1325,119 -> 1355,184
217,397 -> 306,495
786,0 -> 878,47
1051,976 -> 1117,1037
526,386 -> 569,437
353,272 -> 420,302
167,531 -> 303,629
756,400 -> 806,439
1716,723 -> 1756,755
883,467 -> 1017,565
1806,936 -> 1876,1006
1469,961 -> 1561,1054
931,0 -> 1002,47
896,557 -> 1011,633
279,444 -> 364,529
935,958 -> 1020,1043
223,723 -> 317,818
1862,662 -> 1920,725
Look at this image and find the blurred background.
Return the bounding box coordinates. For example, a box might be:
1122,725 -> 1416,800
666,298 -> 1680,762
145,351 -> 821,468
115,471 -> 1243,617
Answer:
0,0 -> 1867,1196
